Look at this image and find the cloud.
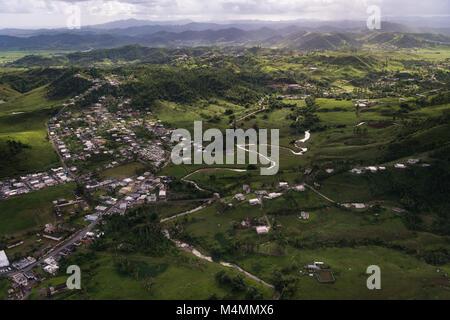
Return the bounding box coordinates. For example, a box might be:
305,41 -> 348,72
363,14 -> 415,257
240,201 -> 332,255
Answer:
0,0 -> 448,28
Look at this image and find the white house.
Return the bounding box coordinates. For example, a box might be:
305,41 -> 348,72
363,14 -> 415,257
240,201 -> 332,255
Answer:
234,193 -> 246,201
279,182 -> 289,188
256,226 -> 270,234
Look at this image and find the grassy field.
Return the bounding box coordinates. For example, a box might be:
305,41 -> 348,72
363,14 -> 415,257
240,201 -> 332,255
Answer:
0,83 -> 20,102
0,111 -> 60,178
0,85 -> 66,116
154,99 -> 247,132
0,279 -> 9,300
100,162 -> 146,179
0,50 -> 71,64
0,182 -> 76,237
28,251 -> 275,300
0,85 -> 64,178
146,201 -> 205,219
235,245 -> 450,300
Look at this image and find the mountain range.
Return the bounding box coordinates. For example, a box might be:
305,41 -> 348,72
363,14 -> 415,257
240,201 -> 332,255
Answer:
0,19 -> 449,51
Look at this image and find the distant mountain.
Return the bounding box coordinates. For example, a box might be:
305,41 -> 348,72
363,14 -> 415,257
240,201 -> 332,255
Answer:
0,22 -> 449,52
363,32 -> 450,48
84,19 -> 186,30
0,33 -> 135,50
265,31 -> 359,50
2,18 -> 450,38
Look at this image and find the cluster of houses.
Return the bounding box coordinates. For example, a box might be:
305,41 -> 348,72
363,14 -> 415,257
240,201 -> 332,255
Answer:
82,173 -> 171,217
60,78 -> 103,110
233,182 -> 305,207
240,217 -> 271,235
232,182 -> 308,234
48,97 -> 169,168
374,71 -> 445,96
3,227 -> 105,299
11,257 -> 36,270
7,270 -> 41,299
349,158 -> 429,174
355,99 -> 379,108
4,240 -> 78,299
0,167 -> 73,199
303,261 -> 335,283
105,75 -> 120,87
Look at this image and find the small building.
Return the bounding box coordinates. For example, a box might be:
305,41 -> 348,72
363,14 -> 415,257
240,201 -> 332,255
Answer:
234,193 -> 246,201
243,184 -> 251,194
279,182 -> 289,189
408,159 -> 420,164
85,214 -> 99,222
49,283 -> 67,296
7,240 -> 24,249
43,232 -> 63,241
256,226 -> 270,234
392,207 -> 407,213
159,189 -> 166,199
255,190 -> 268,196
11,273 -> 28,286
44,224 -> 55,234
95,205 -> 108,212
43,264 -> 59,275
300,211 -> 310,220
394,163 -> 406,169
249,198 -> 261,206
265,193 -> 282,199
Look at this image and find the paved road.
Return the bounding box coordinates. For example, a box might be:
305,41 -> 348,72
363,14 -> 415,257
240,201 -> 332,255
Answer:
164,230 -> 279,297
181,167 -> 247,192
230,97 -> 266,125
304,183 -> 336,203
160,203 -> 210,223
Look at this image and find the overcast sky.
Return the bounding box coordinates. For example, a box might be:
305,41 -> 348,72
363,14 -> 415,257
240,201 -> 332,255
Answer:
0,0 -> 449,29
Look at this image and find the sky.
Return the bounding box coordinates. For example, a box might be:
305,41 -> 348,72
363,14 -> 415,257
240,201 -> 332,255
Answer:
0,0 -> 449,29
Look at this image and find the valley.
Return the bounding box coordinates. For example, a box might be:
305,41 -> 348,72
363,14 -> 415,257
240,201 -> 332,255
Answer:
0,43 -> 449,301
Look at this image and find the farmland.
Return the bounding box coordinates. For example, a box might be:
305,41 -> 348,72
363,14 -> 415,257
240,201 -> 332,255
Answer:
0,45 -> 449,300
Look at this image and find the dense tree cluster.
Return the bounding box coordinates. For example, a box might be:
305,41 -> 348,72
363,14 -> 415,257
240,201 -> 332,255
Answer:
47,69 -> 93,99
0,68 -> 64,93
99,206 -> 173,256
